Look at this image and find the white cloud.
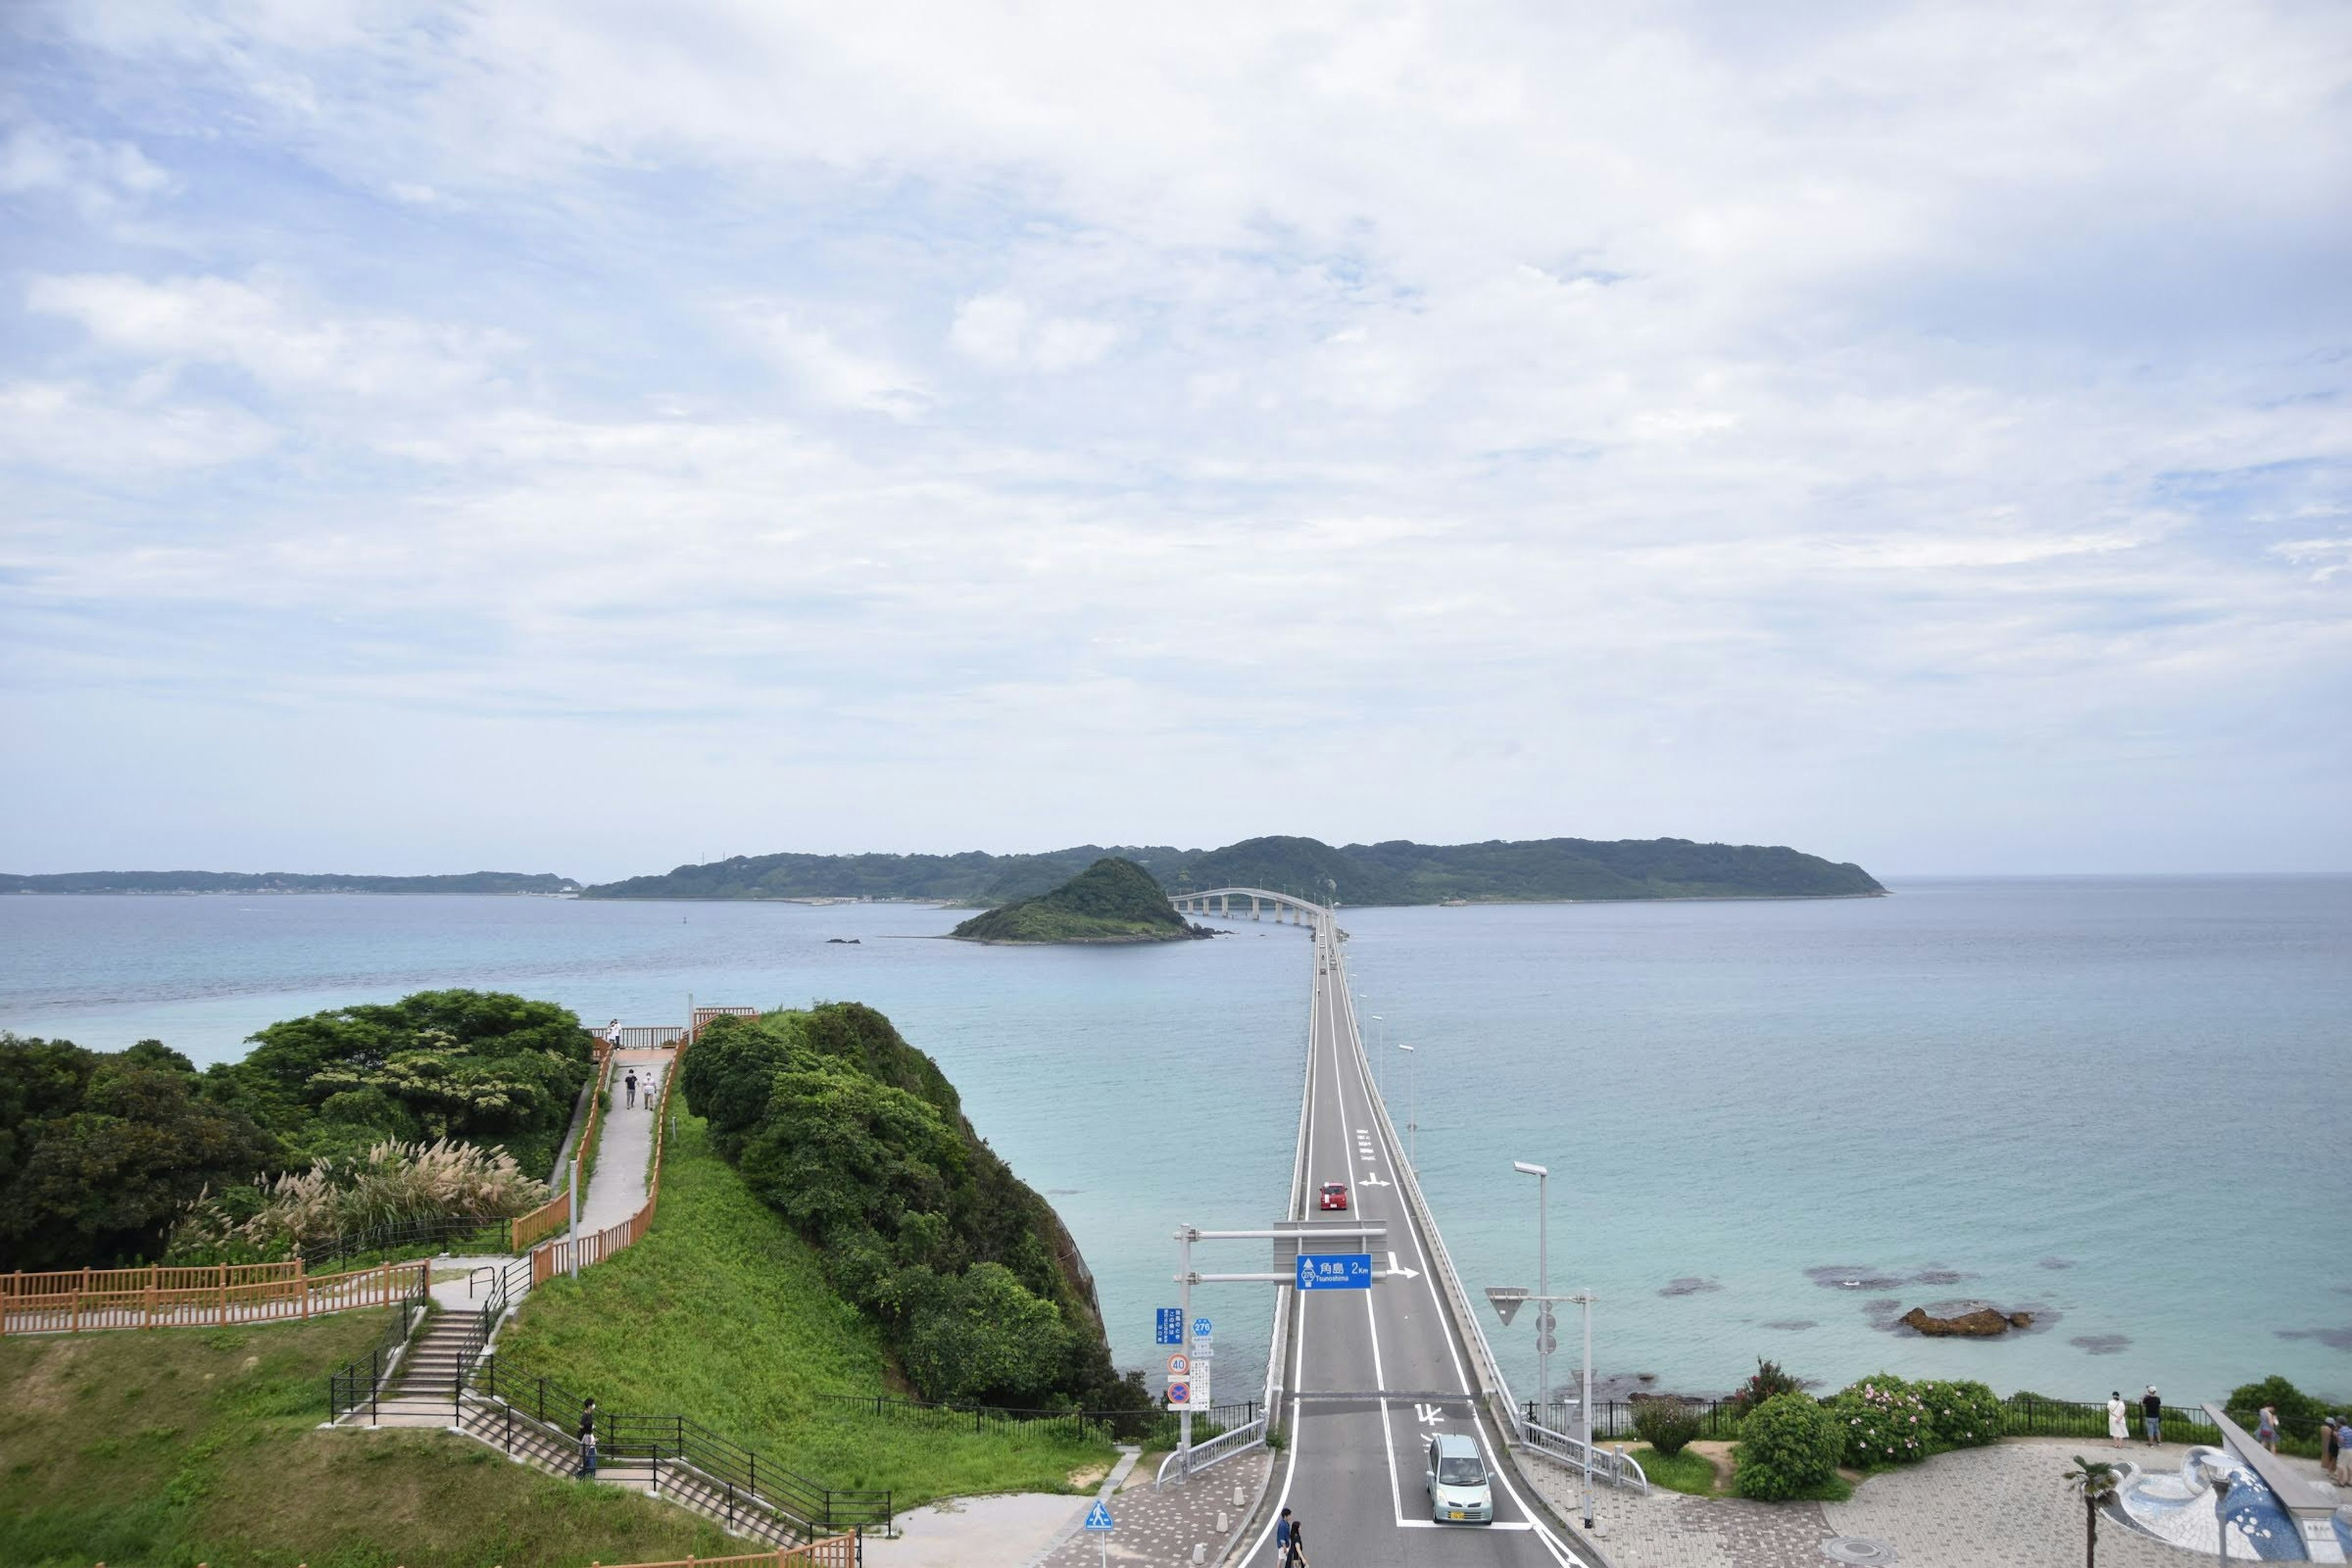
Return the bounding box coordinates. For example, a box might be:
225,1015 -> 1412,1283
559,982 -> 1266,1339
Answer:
0,118 -> 172,224
0,379 -> 277,472
25,271 -> 517,401
734,304 -> 929,416
949,293 -> 1118,372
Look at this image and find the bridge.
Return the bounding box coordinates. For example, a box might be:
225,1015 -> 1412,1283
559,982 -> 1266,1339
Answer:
1169,886 -> 1327,924
1176,900 -> 1613,1567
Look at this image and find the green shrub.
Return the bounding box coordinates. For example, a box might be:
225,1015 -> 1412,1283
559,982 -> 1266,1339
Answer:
1632,1396 -> 1703,1458
2225,1376 -> 2327,1442
1915,1378 -> 2002,1449
1828,1373 -> 1929,1467
1735,1393 -> 1842,1499
1728,1357 -> 1807,1420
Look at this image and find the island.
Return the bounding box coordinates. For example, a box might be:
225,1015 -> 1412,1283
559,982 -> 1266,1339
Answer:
950,857 -> 1213,944
587,832 -> 1885,906
0,870 -> 581,896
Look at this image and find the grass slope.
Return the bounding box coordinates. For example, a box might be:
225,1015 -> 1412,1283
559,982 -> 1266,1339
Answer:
0,1313 -> 733,1568
951,856 -> 1200,944
495,1112 -> 1113,1506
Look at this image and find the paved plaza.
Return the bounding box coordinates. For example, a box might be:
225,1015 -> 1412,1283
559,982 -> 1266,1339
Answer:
1523,1438 -> 2347,1568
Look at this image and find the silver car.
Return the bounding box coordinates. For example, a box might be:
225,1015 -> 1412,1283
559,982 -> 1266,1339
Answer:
1425,1431 -> 1494,1523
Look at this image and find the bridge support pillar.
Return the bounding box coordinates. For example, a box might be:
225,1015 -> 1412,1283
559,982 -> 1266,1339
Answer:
1251,897 -> 1261,921
1220,894 -> 1230,918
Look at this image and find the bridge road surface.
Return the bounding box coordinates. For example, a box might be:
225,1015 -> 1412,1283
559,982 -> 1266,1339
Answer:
1238,915 -> 1591,1568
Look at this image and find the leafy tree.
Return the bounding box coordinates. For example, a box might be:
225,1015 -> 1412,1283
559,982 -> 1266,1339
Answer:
2062,1453 -> 2122,1567
0,1038 -> 277,1270
2225,1375 -> 2325,1442
898,1262 -> 1072,1404
224,990 -> 591,1175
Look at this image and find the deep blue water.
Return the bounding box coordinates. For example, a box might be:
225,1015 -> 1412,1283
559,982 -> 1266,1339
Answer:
3,876 -> 2346,1405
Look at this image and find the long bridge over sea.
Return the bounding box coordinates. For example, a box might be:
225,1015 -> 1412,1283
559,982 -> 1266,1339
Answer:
1164,894 -> 1620,1568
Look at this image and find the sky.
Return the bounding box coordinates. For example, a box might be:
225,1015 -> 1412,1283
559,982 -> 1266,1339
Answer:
2,1 -> 2347,883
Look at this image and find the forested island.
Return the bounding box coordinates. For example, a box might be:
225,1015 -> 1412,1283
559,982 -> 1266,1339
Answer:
589,833 -> 1884,905
950,857 -> 1210,944
0,870 -> 580,895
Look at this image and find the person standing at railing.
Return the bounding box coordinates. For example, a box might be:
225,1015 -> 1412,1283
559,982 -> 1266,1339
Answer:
2140,1385 -> 2163,1446
2106,1391 -> 2128,1449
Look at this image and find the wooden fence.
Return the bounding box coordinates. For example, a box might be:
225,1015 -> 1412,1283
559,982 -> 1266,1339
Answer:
592,1536 -> 861,1568
0,1259 -> 428,1336
511,1041 -> 614,1251
530,1035 -> 683,1286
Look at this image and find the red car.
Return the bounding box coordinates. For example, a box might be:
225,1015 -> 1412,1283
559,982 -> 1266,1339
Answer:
1319,1181 -> 1349,1212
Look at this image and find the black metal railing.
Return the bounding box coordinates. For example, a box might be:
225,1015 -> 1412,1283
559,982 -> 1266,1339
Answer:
470,1354 -> 893,1536
1529,1393 -> 2226,1448
326,1276 -> 431,1423
818,1391 -> 1256,1449
301,1212 -> 518,1272
448,1254 -> 531,1416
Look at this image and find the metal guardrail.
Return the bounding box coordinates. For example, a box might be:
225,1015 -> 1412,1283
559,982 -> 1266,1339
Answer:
1160,1414 -> 1269,1483
1522,1419 -> 1648,1494
475,1354 -> 894,1535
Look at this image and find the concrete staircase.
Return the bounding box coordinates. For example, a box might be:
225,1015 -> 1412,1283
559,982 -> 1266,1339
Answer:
342,1310 -> 477,1427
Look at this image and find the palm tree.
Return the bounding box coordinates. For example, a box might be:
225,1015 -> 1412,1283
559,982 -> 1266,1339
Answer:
2062,1454 -> 2123,1567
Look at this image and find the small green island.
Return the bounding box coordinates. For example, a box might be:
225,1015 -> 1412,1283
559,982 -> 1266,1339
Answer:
950,857 -> 1212,944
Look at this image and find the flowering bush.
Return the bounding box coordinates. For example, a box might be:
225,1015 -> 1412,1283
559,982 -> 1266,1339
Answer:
1914,1378 -> 2002,1449
1828,1373 -> 1930,1467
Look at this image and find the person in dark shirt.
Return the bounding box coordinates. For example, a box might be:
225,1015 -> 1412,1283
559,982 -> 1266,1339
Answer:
2141,1385 -> 2163,1445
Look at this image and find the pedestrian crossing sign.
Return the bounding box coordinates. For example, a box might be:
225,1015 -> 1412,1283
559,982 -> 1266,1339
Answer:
1084,1501 -> 1115,1532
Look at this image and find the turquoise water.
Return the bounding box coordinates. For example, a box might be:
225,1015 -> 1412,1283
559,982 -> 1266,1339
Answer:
3,878 -> 2346,1405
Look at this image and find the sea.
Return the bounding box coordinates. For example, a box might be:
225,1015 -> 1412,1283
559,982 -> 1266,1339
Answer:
3,876 -> 2346,1408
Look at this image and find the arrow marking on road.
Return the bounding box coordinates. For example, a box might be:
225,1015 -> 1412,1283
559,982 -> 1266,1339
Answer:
1387,1251 -> 1419,1280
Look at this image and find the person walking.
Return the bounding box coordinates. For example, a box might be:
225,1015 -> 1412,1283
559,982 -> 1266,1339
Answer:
2322,1417 -> 2339,1477
1281,1516 -> 1306,1567
624,1068 -> 638,1109
2255,1404 -> 2278,1453
1273,1507 -> 1292,1561
2141,1385 -> 2163,1446
575,1396 -> 598,1479
2335,1416 -> 2352,1485
2106,1391 -> 2129,1449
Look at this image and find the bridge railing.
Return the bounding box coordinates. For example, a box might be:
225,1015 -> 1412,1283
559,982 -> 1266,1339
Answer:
1521,1419 -> 1649,1495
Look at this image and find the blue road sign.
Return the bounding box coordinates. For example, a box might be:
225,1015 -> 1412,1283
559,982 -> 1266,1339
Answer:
1193,1316 -> 1213,1338
1295,1253 -> 1374,1291
1155,1308 -> 1183,1345
1084,1501 -> 1115,1532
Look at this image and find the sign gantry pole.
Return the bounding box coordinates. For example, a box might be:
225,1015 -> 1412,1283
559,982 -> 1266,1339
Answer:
1177,1224 -> 1193,1478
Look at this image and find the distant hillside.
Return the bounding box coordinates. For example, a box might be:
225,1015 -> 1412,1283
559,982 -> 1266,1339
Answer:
952,858 -> 1210,944
0,870 -> 580,895
586,834 -> 1882,905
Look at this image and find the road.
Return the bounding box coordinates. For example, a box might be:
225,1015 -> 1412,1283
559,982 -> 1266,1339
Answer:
1237,913 -> 1590,1568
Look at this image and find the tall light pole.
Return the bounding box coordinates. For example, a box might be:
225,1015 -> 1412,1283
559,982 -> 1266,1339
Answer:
1513,1161 -> 1549,1431
1396,1043 -> 1417,1169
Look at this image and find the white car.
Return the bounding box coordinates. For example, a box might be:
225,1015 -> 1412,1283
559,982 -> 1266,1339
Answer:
1425,1431 -> 1494,1523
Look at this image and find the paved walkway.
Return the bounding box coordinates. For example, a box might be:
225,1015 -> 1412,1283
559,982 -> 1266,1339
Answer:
1523,1438 -> 2343,1568
1034,1450 -> 1272,1568
581,1048 -> 668,1231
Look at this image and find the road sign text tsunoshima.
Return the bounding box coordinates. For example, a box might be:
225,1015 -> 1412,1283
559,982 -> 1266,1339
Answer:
1295,1253 -> 1374,1290
1155,1308 -> 1184,1346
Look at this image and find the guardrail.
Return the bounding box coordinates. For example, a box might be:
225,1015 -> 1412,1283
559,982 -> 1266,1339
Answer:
471,1354 -> 894,1536
1161,1412 -> 1270,1483
1521,1417 -> 1648,1494
596,1540 -> 859,1568
2,1257 -> 428,1336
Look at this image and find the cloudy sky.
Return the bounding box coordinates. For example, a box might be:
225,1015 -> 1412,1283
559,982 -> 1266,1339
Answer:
3,1 -> 2346,881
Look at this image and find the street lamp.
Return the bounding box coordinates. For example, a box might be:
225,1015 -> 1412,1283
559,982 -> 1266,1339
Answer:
1396,1043 -> 1416,1169
1513,1162 -> 1549,1434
